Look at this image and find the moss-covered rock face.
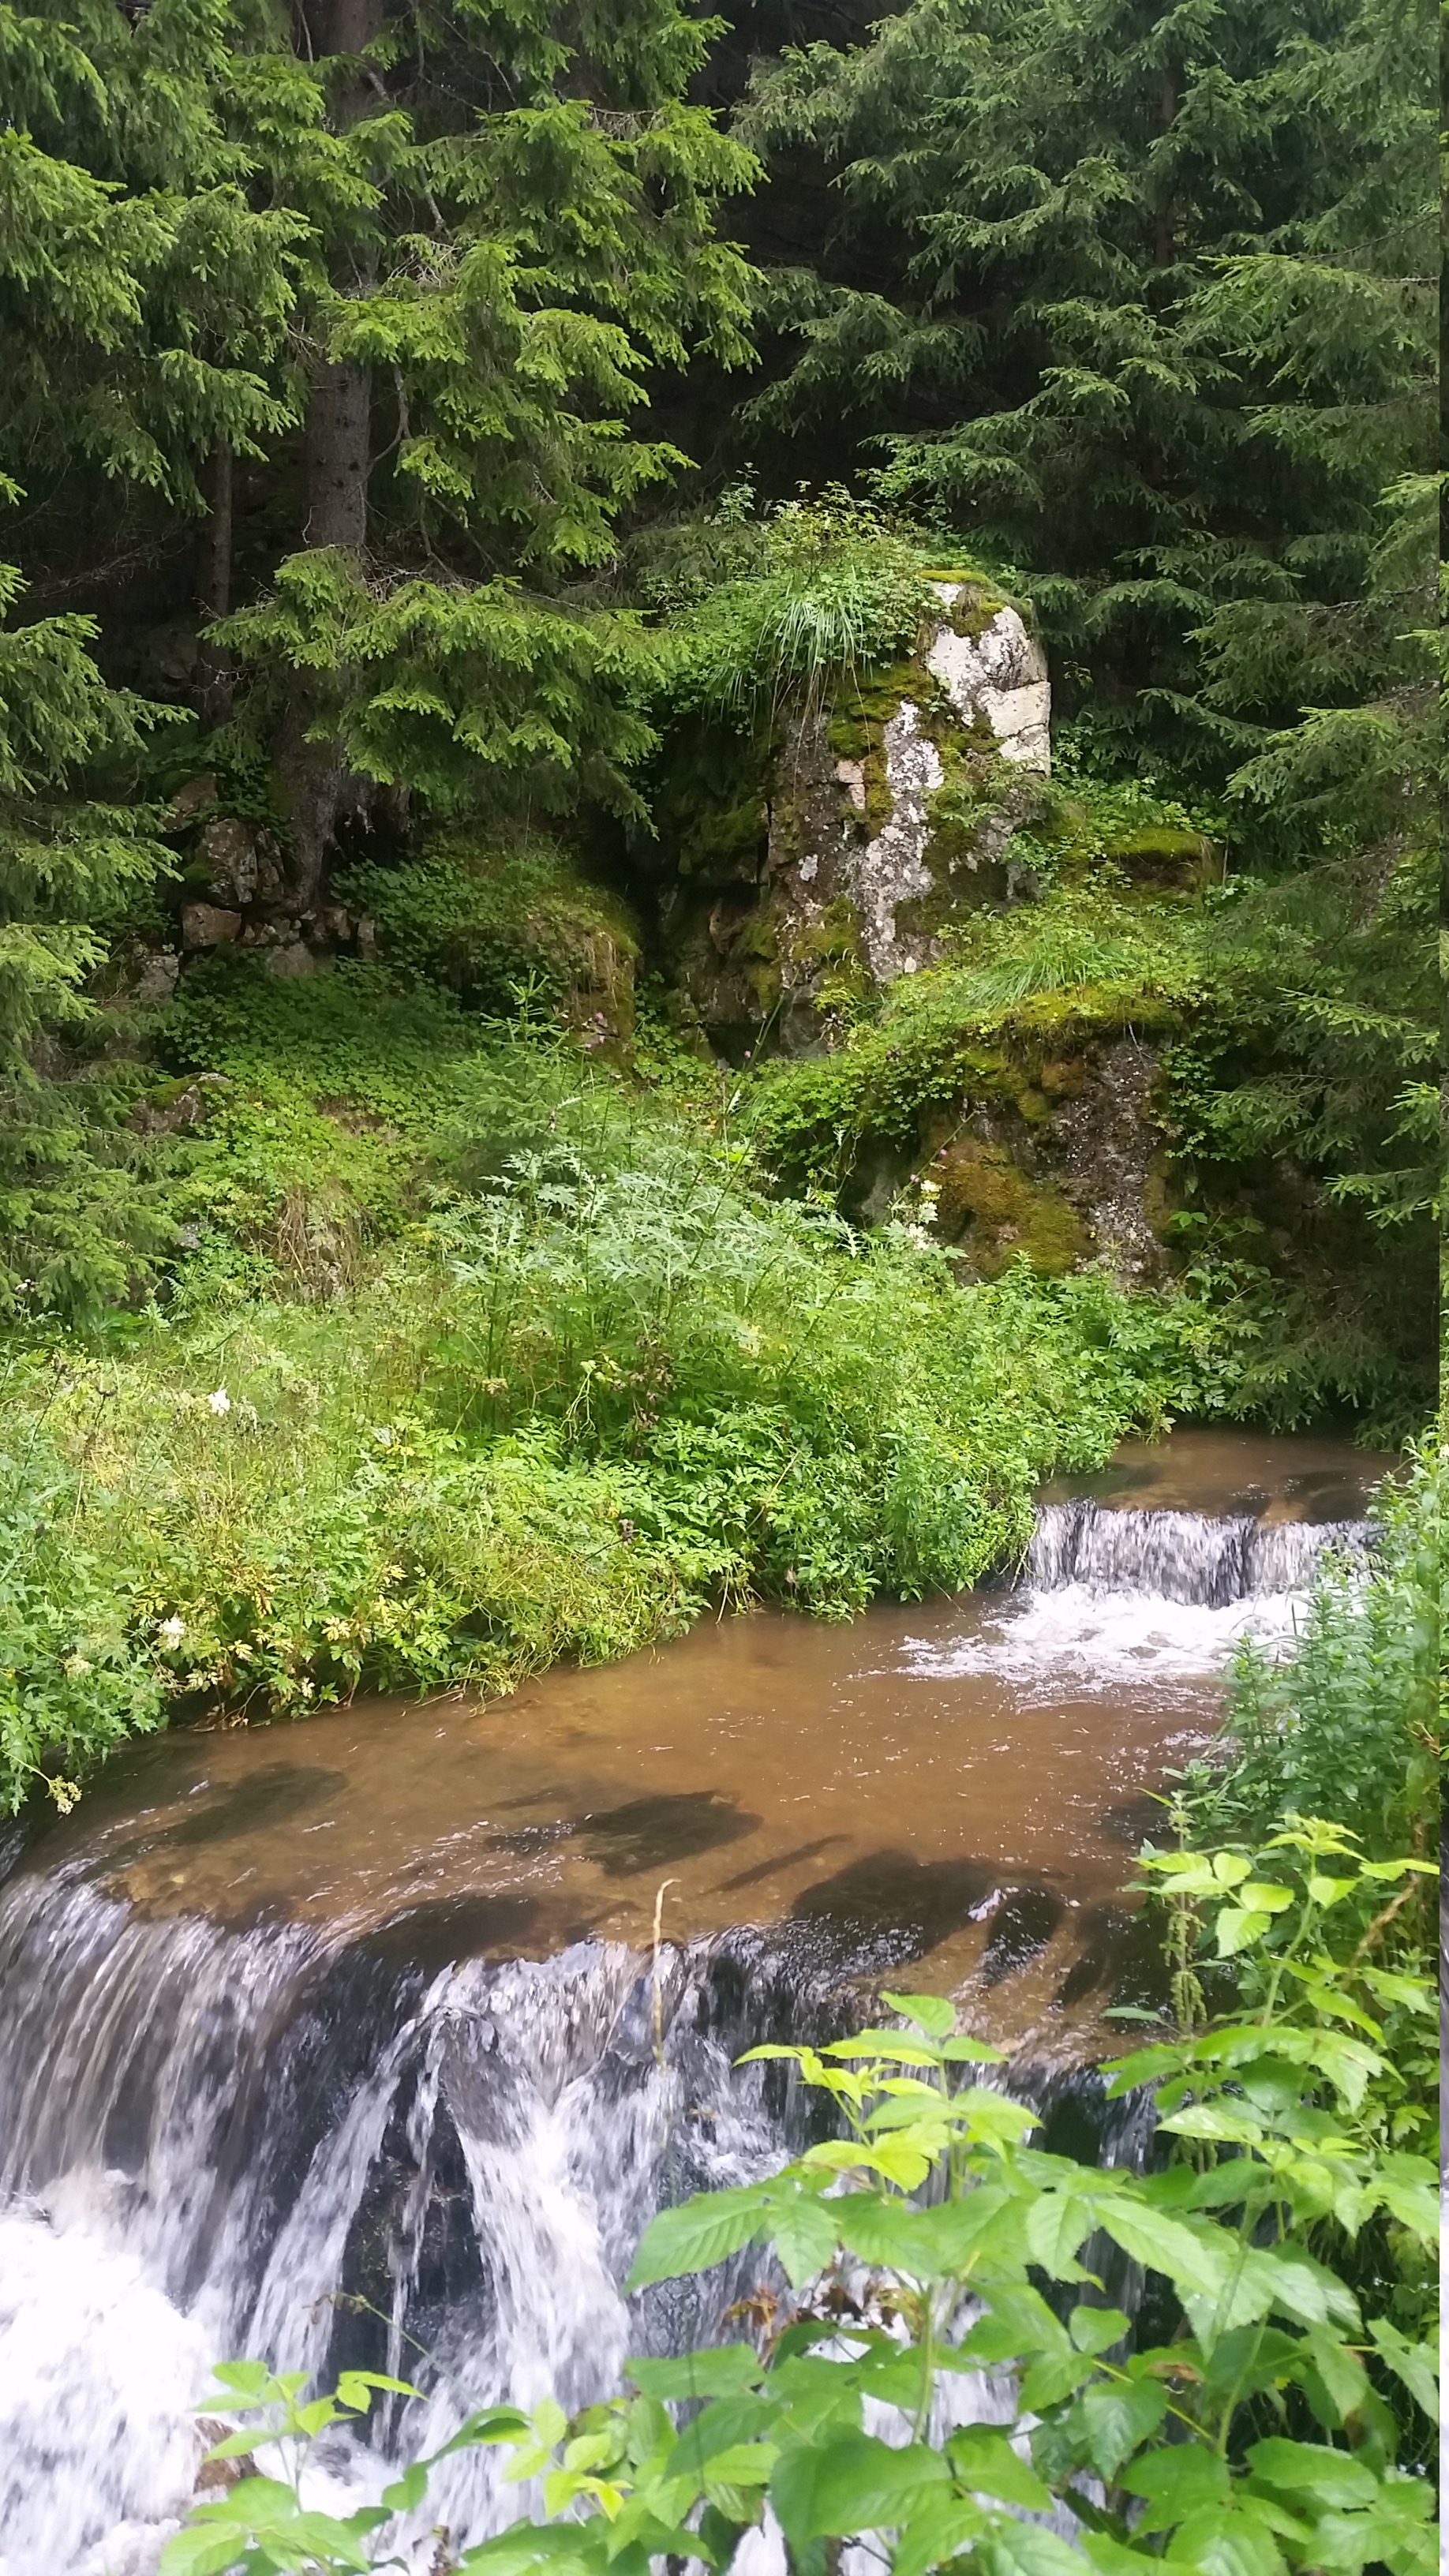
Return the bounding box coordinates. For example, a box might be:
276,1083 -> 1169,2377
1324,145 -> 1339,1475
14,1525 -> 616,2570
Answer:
651,582 -> 1053,1052
933,1138 -> 1090,1277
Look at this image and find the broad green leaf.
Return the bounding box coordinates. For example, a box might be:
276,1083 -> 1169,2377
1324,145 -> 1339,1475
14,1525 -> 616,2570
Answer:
626,2185 -> 769,2289
1069,2305 -> 1131,2356
1076,2379 -> 1168,2479
961,2281 -> 1072,2364
822,2034 -> 945,2065
1236,1882 -> 1294,1912
892,2492 -> 989,2576
627,2345 -> 763,2402
1374,2157 -> 1438,2243
1163,2505 -> 1287,2576
985,2522 -> 1099,2574
1243,2245 -> 1360,2332
1019,2346 -> 1097,2409
772,2434 -> 949,2545
159,2530 -> 256,2576
1091,2200 -> 1227,2299
1366,2319 -> 1438,2421
1245,2438 -> 1378,2510
1024,2190 -> 1091,2280
946,2422 -> 1052,2510
767,2188 -> 841,2288
698,2443 -> 777,2488
1215,1906 -> 1272,1957
881,1991 -> 957,2039
380,2459 -> 429,2512
1289,2327 -> 1370,2428
672,2399 -> 779,2481
334,2367 -> 419,2410
1121,2442 -> 1230,2530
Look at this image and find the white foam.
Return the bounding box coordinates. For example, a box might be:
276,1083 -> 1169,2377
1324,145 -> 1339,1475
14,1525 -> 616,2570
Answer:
901,1581 -> 1309,1690
0,2205 -> 209,2575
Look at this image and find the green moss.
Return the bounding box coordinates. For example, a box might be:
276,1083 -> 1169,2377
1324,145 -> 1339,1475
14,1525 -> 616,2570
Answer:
648,717 -> 772,886
829,653 -> 953,841
335,837 -> 640,1035
934,1140 -> 1088,1277
945,583 -> 1010,642
1103,826 -> 1219,892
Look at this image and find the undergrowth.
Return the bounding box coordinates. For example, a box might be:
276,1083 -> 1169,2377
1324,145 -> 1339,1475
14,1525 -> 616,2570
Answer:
0,1125 -> 1206,1814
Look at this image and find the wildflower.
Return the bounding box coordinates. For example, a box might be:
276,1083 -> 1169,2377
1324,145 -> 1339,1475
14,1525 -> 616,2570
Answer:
207,1387 -> 231,1416
158,1615 -> 185,1649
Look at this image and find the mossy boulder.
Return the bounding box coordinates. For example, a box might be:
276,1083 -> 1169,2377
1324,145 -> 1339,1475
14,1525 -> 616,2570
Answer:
1103,826 -> 1219,893
335,839 -> 642,1048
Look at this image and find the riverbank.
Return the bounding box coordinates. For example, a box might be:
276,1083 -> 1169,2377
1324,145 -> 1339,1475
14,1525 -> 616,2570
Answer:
3,1140 -> 1216,1819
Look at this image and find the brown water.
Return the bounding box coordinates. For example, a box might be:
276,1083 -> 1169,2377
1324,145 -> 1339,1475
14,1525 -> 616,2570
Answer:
23,1428 -> 1389,2046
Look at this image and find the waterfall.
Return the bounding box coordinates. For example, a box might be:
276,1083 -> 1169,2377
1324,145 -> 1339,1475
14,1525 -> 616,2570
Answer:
1027,1500 -> 1371,1605
0,1863 -> 928,2573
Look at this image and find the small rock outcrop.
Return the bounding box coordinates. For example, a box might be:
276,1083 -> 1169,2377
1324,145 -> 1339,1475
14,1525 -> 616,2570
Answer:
661,579 -> 1052,1054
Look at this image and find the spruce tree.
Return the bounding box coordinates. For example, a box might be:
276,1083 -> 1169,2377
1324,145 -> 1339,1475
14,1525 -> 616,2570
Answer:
738,0 -> 1436,793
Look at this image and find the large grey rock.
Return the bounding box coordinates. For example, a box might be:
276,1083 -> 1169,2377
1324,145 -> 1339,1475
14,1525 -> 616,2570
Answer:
197,817 -> 286,908
180,902 -> 242,950
924,583 -> 1051,771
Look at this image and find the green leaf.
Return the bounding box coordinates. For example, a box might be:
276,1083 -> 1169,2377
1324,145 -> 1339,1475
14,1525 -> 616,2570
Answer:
984,2524 -> 1098,2574
822,2033 -> 945,2064
768,2186 -> 842,2288
1215,1906 -> 1272,1957
1121,2443 -> 1231,2531
158,2530 -> 256,2576
892,2492 -> 990,2576
1069,2306 -> 1131,2356
771,2434 -> 949,2545
1162,2506 -> 1288,2576
1092,2200 -> 1227,2300
1076,2379 -> 1169,2480
1367,2318 -> 1439,2421
1024,2190 -> 1091,2280
1245,2438 -> 1378,2510
946,2422 -> 1052,2509
626,2185 -> 769,2290
628,2345 -> 764,2402
380,2459 -> 429,2513
880,1991 -> 957,2039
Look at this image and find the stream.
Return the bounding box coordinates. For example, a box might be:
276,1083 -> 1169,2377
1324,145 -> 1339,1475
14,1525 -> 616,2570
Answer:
0,1428 -> 1387,2573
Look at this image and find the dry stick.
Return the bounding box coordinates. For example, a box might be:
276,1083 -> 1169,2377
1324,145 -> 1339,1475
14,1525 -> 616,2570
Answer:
650,1876 -> 680,2073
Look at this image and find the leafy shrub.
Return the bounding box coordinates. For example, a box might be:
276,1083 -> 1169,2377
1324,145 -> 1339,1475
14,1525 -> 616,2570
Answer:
0,1380 -> 166,1814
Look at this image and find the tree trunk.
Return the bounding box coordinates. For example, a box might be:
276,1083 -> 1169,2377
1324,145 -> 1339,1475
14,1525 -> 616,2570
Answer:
283,0 -> 384,909
196,440 -> 234,724
302,0 -> 381,552
303,361 -> 371,551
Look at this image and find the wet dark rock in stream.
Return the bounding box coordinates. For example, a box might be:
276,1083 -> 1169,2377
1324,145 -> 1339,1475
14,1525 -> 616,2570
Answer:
0,1430 -> 1390,2572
